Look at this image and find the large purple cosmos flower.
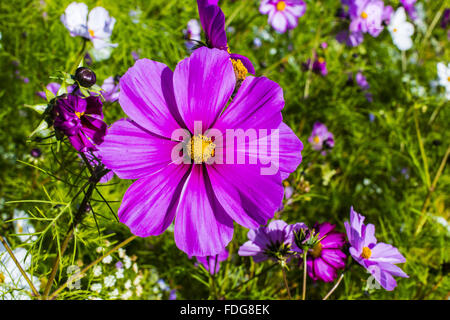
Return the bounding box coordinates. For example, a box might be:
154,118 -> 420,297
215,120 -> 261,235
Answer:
344,207 -> 409,291
196,0 -> 255,81
259,0 -> 307,34
98,48 -> 303,257
294,223 -> 346,283
53,95 -> 107,152
238,220 -> 296,263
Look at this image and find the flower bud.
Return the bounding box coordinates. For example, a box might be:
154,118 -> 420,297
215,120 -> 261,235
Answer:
75,67 -> 96,87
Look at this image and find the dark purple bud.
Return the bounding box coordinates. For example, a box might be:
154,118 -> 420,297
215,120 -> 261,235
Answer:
75,67 -> 96,87
30,148 -> 42,158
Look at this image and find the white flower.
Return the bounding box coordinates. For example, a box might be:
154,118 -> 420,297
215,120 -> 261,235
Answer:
91,283 -> 102,293
123,256 -> 132,269
437,62 -> 450,100
108,288 -> 119,299
104,275 -> 116,288
0,245 -> 40,300
102,255 -> 112,264
61,2 -> 117,50
118,248 -> 126,259
184,19 -> 201,50
92,265 -> 102,277
115,268 -> 124,279
121,290 -> 133,300
388,7 -> 414,51
124,279 -> 132,290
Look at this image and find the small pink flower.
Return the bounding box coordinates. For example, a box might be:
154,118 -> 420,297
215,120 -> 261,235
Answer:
259,0 -> 306,33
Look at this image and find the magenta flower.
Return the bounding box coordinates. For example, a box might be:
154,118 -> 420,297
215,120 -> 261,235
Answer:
197,0 -> 255,79
53,95 -> 107,152
441,9 -> 450,29
336,30 -> 364,47
345,207 -> 409,291
308,122 -> 334,152
294,223 -> 346,282
238,220 -> 296,263
348,0 -> 385,37
98,47 -> 303,256
195,247 -> 229,275
259,0 -> 306,34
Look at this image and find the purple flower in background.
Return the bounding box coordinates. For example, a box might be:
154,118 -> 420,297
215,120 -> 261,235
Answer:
238,220 -> 295,263
336,30 -> 364,47
184,19 -> 201,50
131,51 -> 140,61
356,71 -> 370,90
53,95 -> 107,152
345,207 -> 409,291
293,222 -> 346,282
61,2 -> 117,50
441,9 -> 450,29
101,76 -> 120,103
196,0 -> 255,83
303,56 -> 328,76
259,0 -> 306,34
98,47 -> 303,256
308,122 -> 334,152
382,5 -> 393,24
169,289 -> 177,300
195,247 -> 229,275
400,0 -> 417,21
348,0 -> 385,37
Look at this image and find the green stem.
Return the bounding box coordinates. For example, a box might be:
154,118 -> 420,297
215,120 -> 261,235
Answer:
302,251 -> 308,300
323,273 -> 344,300
281,267 -> 292,300
0,235 -> 40,298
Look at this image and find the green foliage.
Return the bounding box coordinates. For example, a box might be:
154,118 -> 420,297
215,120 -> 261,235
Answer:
0,0 -> 448,300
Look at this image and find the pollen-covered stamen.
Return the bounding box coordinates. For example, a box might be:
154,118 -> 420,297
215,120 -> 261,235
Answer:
75,111 -> 85,119
276,1 -> 286,11
361,11 -> 368,19
393,28 -> 398,33
231,58 -> 248,83
447,76 -> 450,82
0,272 -> 4,284
88,29 -> 95,37
187,134 -> 216,163
361,246 -> 372,259
310,242 -> 323,258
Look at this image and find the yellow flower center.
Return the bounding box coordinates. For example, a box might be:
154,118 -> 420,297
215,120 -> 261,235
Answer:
18,223 -> 23,234
393,28 -> 398,33
313,135 -> 320,144
276,1 -> 286,11
318,57 -> 325,64
88,29 -> 95,37
447,76 -> 450,82
0,272 -> 4,284
187,134 -> 216,163
75,111 -> 85,119
231,58 -> 248,83
361,246 -> 372,259
361,11 -> 368,19
310,242 -> 323,258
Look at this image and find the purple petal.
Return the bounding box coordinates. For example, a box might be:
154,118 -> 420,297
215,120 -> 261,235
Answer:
98,119 -> 181,180
119,58 -> 183,138
369,242 -> 406,264
118,163 -> 190,237
321,249 -> 346,269
197,1 -> 228,49
173,47 -> 235,133
174,165 -> 234,256
207,163 -> 283,229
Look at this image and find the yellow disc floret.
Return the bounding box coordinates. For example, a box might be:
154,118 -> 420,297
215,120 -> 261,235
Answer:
89,29 -> 95,37
187,134 -> 216,163
0,272 -> 4,284
276,1 -> 286,11
313,135 -> 320,144
310,242 -> 323,258
361,246 -> 372,259
361,11 -> 368,19
75,111 -> 85,119
231,58 -> 248,83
